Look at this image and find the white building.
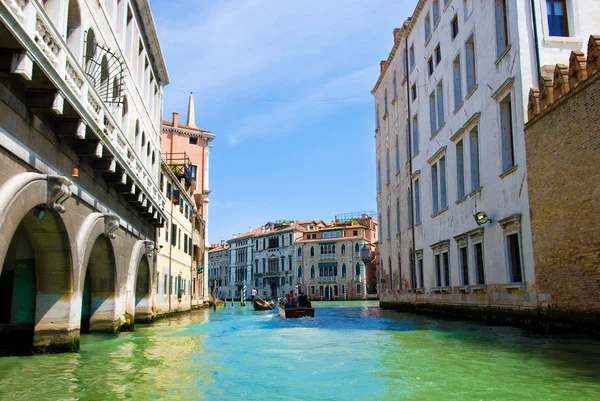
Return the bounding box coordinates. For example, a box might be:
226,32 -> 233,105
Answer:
208,241 -> 229,299
373,0 -> 599,309
226,229 -> 259,300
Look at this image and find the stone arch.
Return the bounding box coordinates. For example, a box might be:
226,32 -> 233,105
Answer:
66,0 -> 83,59
126,240 -> 154,322
0,173 -> 77,354
74,213 -> 120,333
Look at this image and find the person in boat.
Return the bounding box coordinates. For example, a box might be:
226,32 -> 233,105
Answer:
298,292 -> 312,308
251,287 -> 257,301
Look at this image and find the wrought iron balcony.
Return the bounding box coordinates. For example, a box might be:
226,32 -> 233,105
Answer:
163,152 -> 193,187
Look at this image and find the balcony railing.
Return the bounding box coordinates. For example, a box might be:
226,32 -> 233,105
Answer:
163,153 -> 193,187
318,276 -> 338,283
319,254 -> 336,260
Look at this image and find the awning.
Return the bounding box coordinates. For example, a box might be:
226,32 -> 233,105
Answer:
318,262 -> 338,268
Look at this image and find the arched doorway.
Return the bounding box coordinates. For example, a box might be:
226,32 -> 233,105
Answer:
80,235 -> 117,333
134,255 -> 151,322
0,208 -> 73,355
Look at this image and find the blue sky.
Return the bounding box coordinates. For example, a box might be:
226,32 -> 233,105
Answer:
150,0 -> 417,243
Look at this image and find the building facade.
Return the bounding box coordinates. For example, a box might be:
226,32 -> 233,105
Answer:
252,221 -> 308,299
524,36 -> 600,327
155,161 -> 199,314
0,0 -> 168,354
208,241 -> 229,300
297,215 -> 378,301
373,0 -> 599,322
226,229 -> 259,300
161,94 -> 215,303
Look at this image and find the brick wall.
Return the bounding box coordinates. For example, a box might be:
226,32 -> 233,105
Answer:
525,36 -> 600,313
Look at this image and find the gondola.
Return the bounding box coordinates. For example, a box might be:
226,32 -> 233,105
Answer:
252,298 -> 274,311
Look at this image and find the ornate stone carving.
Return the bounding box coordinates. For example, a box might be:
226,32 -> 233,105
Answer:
144,241 -> 155,258
8,0 -> 28,21
65,60 -> 84,96
87,91 -> 101,121
103,115 -> 115,139
46,175 -> 71,213
104,214 -> 120,239
34,17 -> 61,65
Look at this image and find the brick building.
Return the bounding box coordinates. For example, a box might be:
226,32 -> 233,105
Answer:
525,35 -> 600,323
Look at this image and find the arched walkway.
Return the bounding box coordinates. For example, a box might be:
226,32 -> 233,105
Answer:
0,173 -> 76,355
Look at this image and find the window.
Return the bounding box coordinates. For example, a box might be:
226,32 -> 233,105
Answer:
355,243 -> 360,255
428,57 -> 434,76
451,15 -> 459,39
409,251 -> 416,289
474,242 -> 485,284
311,266 -> 315,278
163,274 -> 167,295
429,81 -> 445,136
386,151 -> 390,184
407,190 -> 413,227
435,253 -> 441,287
431,163 -> 439,213
341,244 -> 346,255
184,233 -> 188,253
355,263 -> 361,276
298,267 -> 302,278
409,44 -> 415,70
357,284 -> 362,295
384,89 -> 389,116
495,0 -> 509,56
434,44 -> 441,65
469,126 -> 480,191
507,233 -> 523,282
465,35 -> 477,94
388,257 -> 393,291
417,254 -> 424,288
377,160 -> 382,192
171,223 -> 177,246
411,83 -> 417,101
431,155 -> 448,213
456,139 -> 465,199
342,264 -> 347,277
453,55 -> 462,109
386,206 -> 391,239
460,246 -> 469,285
376,103 -> 380,130
440,156 -> 447,209
396,198 -> 401,233
412,115 -> 419,155
433,0 -> 440,26
310,246 -> 315,257
395,136 -> 400,173
425,12 -> 432,41
442,251 -> 450,286
546,0 -> 569,37
189,137 -> 198,145
500,94 -> 516,172
393,70 -> 398,98
353,230 -> 358,236
414,178 -> 421,224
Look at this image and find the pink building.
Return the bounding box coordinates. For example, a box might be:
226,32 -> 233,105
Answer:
162,94 -> 215,301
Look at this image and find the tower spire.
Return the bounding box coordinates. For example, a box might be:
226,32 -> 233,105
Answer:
187,92 -> 196,127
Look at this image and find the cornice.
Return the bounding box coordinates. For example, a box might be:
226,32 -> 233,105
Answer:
162,126 -> 216,140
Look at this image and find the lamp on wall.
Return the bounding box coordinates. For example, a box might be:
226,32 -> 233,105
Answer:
474,211 -> 491,226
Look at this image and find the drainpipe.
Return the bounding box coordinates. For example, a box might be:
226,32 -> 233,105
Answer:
530,0 -> 542,85
404,35 -> 417,290
168,198 -> 173,313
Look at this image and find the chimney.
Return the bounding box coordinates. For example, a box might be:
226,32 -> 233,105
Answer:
393,28 -> 401,41
172,112 -> 179,127
187,92 -> 196,128
380,60 -> 387,73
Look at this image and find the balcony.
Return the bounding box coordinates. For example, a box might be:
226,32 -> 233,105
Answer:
0,1 -> 165,226
354,275 -> 363,282
254,271 -> 284,279
163,153 -> 193,187
319,254 -> 336,260
318,276 -> 338,283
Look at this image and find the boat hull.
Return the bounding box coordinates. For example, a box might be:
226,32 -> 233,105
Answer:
253,299 -> 274,311
278,305 -> 315,318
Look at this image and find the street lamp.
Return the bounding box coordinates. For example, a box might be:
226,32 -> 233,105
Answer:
474,211 -> 492,226
360,245 -> 370,263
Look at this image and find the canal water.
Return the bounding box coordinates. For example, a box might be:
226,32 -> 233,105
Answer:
0,301 -> 599,400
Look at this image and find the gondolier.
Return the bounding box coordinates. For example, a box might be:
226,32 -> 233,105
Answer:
251,287 -> 257,301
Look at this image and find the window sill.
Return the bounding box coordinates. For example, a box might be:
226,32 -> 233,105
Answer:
431,207 -> 448,218
455,195 -> 467,205
458,285 -> 470,293
430,122 -> 446,140
494,44 -> 511,67
433,19 -> 441,34
504,282 -> 526,292
499,165 -> 518,179
465,85 -> 478,101
412,151 -> 420,159
468,186 -> 482,197
543,36 -> 583,47
453,101 -> 464,115
386,180 -> 390,186
432,286 -> 452,293
415,287 -> 425,294
414,222 -> 422,227
469,284 -> 487,292
425,35 -> 432,47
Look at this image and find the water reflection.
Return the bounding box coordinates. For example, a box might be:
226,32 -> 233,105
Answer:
0,303 -> 599,401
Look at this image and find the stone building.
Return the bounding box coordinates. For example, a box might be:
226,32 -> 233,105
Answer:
0,0 -> 168,354
161,94 -> 214,303
155,160 -> 200,314
208,241 -> 229,300
252,221 -> 310,299
226,228 -> 261,300
524,36 -> 600,328
372,0 -> 599,325
296,214 -> 378,301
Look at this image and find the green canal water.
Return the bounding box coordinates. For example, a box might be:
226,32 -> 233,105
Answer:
0,301 -> 599,400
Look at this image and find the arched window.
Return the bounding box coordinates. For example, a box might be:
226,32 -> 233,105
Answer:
146,143 -> 150,157
334,266 -> 338,276
134,119 -> 140,146
310,246 -> 314,257
100,55 -> 109,84
319,267 -> 323,277
355,263 -> 361,276
281,277 -> 285,286
388,256 -> 393,291
354,243 -> 359,254
342,264 -> 347,277
396,197 -> 401,233
297,266 -> 302,278
112,77 -> 120,101
311,266 -> 315,278
121,96 -> 129,135
297,247 -> 302,257
341,244 -> 345,255
85,29 -> 96,69
66,0 -> 82,58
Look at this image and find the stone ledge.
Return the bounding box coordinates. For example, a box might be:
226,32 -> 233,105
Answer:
380,301 -> 600,335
